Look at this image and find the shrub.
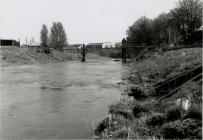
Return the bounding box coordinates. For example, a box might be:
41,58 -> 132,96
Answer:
112,127 -> 135,139
128,86 -> 148,100
166,107 -> 182,121
109,102 -> 127,114
109,103 -> 133,120
94,117 -> 110,135
133,126 -> 152,138
146,113 -> 166,126
181,118 -> 201,138
161,118 -> 201,139
160,120 -> 185,139
115,110 -> 133,120
184,107 -> 202,120
132,103 -> 148,117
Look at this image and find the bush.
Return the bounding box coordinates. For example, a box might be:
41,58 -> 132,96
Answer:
94,117 -> 110,135
109,103 -> 133,120
146,113 -> 166,126
181,118 -> 201,138
166,107 -> 182,121
184,107 -> 202,120
109,103 -> 126,114
44,47 -> 50,54
132,103 -> 148,117
128,86 -> 148,100
160,120 -> 185,139
115,110 -> 133,120
161,118 -> 201,139
133,126 -> 152,138
112,127 -> 135,139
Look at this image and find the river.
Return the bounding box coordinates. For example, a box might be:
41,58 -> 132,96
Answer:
0,59 -> 128,139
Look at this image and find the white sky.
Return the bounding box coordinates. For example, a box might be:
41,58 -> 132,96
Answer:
0,0 -> 177,44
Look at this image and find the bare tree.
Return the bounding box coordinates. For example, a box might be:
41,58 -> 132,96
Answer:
170,0 -> 203,42
50,22 -> 68,51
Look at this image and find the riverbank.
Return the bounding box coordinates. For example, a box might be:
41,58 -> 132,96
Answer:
0,46 -> 105,65
0,46 -> 80,65
94,47 -> 202,139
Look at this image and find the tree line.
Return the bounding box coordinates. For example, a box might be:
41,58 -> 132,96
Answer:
126,0 -> 202,46
40,22 -> 68,54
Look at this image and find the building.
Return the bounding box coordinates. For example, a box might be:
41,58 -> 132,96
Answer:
0,39 -> 20,46
68,44 -> 83,49
102,42 -> 115,48
86,42 -> 115,49
86,43 -> 103,50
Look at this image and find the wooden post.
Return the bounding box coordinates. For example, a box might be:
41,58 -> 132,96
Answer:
81,44 -> 86,62
122,38 -> 127,63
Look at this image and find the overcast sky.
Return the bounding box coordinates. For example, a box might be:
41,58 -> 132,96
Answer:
0,0 -> 177,44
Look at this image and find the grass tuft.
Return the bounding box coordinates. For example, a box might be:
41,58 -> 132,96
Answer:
129,85 -> 148,100
132,102 -> 148,117
165,107 -> 182,121
146,113 -> 166,126
161,118 -> 202,139
160,120 -> 185,139
112,127 -> 135,139
184,106 -> 202,120
109,102 -> 133,120
94,117 -> 110,136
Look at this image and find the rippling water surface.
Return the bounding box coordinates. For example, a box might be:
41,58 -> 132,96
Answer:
0,59 -> 128,139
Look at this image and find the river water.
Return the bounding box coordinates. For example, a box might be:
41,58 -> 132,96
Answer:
0,59 -> 128,139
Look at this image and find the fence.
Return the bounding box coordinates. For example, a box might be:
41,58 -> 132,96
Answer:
63,44 -> 200,62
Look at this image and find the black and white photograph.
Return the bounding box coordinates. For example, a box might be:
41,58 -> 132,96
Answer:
0,0 -> 202,139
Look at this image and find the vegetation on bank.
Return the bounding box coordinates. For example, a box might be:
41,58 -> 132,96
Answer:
127,0 -> 202,45
0,46 -> 111,65
0,46 -> 79,65
40,22 -> 68,54
94,47 -> 202,139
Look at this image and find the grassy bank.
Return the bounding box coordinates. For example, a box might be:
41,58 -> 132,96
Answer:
94,47 -> 202,139
0,46 -> 106,65
0,46 -> 81,65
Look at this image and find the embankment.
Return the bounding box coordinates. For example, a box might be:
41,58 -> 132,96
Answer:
94,47 -> 202,139
0,46 -> 84,65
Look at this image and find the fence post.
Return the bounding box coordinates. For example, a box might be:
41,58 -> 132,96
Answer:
81,44 -> 86,62
122,38 -> 127,63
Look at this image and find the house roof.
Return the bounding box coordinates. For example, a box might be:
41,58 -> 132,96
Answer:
87,43 -> 103,46
0,38 -> 18,41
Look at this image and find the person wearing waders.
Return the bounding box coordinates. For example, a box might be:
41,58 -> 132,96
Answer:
122,38 -> 127,63
81,44 -> 86,62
